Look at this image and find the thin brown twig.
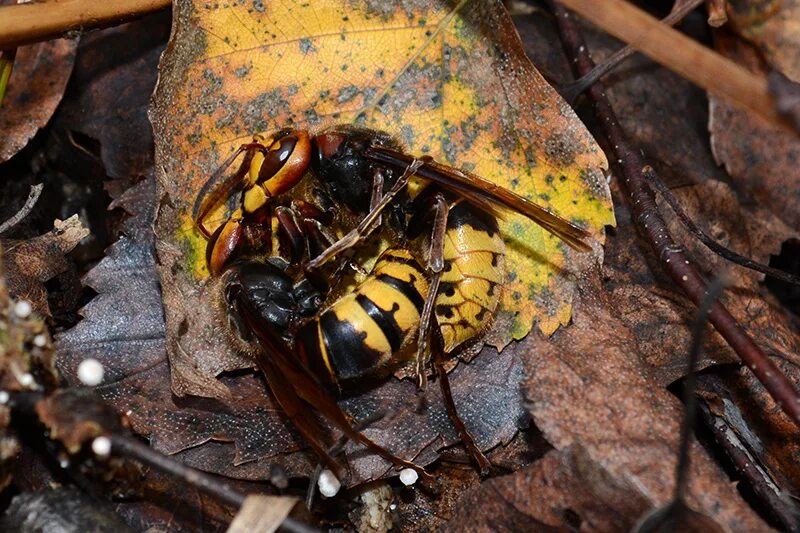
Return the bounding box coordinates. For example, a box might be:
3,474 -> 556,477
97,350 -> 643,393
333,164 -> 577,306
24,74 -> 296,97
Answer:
643,168 -> 800,287
0,0 -> 171,49
0,183 -> 43,235
696,379 -> 800,531
560,0 -> 704,103
6,390 -> 316,533
556,0 -> 796,135
549,1 -> 800,425
109,435 -> 318,533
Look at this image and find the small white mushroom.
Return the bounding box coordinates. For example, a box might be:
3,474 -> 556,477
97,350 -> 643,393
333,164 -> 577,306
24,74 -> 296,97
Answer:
92,436 -> 112,458
399,468 -> 419,487
317,469 -> 341,498
13,300 -> 32,319
77,358 -> 104,386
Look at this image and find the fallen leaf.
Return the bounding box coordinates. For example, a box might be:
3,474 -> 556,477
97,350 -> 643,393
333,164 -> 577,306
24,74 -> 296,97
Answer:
54,12 -> 171,184
768,70 -> 800,132
522,279 -> 769,531
0,39 -> 78,163
150,0 -> 613,399
709,28 -> 800,231
394,426 -> 549,532
444,446 -> 652,532
726,0 -> 800,79
2,215 -> 88,316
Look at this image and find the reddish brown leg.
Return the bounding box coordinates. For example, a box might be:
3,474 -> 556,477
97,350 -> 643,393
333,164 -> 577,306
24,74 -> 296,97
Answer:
431,337 -> 491,476
275,205 -> 306,264
193,142 -> 266,237
415,193 -> 449,389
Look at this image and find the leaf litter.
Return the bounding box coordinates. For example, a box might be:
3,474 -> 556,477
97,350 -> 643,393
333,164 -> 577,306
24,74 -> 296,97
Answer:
25,0 -> 800,530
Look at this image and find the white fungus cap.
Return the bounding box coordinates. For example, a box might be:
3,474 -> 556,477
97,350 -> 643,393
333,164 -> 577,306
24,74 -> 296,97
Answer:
317,469 -> 341,498
92,436 -> 112,458
77,358 -> 104,386
399,468 -> 418,486
13,300 -> 32,319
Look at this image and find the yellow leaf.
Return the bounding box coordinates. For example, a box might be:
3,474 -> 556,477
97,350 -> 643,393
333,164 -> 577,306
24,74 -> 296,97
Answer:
152,0 -> 614,393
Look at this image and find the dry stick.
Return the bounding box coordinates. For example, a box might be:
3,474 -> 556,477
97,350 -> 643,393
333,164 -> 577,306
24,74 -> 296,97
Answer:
0,183 -> 43,235
0,0 -> 171,49
643,168 -> 800,287
6,391 -> 317,532
109,435 -> 319,533
696,378 -> 800,531
556,0 -> 795,135
560,0 -> 704,103
549,2 -> 800,425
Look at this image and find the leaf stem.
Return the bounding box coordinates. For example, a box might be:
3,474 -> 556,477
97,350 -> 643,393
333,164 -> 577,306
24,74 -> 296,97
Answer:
0,0 -> 171,49
643,169 -> 800,287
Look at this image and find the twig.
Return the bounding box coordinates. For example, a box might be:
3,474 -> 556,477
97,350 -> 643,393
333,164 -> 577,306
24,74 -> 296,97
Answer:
0,0 -> 171,49
643,168 -> 800,287
109,435 -> 318,533
108,434 -> 245,508
556,0 -> 796,135
560,0 -> 704,103
697,377 -> 800,531
549,2 -> 800,425
0,183 -> 43,235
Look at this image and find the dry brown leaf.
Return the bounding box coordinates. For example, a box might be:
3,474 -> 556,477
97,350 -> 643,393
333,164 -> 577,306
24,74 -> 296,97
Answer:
522,281 -> 768,531
445,446 -> 652,531
54,12 -> 170,183
709,30 -> 800,231
2,215 -> 88,316
726,0 -> 800,79
0,39 -> 77,163
660,180 -> 799,368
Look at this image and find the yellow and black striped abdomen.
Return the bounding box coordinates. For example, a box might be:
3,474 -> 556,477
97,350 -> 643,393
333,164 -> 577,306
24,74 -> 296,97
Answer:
297,248 -> 429,383
436,200 -> 505,352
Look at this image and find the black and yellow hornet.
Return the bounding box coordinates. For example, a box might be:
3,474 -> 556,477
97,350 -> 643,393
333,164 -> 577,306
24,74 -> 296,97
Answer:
195,125 -> 593,478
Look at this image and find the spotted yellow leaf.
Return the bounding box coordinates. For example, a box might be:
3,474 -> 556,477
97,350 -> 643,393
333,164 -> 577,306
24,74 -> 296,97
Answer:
151,0 -> 614,398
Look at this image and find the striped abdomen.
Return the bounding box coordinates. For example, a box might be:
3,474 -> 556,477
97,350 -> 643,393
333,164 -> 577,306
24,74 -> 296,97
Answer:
297,248 -> 429,383
435,199 -> 505,352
